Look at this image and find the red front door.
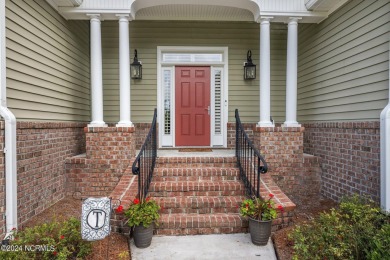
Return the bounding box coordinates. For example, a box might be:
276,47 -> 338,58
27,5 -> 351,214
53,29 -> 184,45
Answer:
175,67 -> 211,146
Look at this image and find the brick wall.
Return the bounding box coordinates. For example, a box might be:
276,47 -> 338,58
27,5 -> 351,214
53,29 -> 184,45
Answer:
253,126 -> 321,204
134,123 -> 152,150
16,122 -> 86,228
303,122 -> 381,202
66,127 -> 135,197
227,123 -> 254,149
0,121 -> 89,237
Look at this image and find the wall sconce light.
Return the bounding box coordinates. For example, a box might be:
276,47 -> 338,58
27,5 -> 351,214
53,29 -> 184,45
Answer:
244,50 -> 256,80
131,49 -> 142,79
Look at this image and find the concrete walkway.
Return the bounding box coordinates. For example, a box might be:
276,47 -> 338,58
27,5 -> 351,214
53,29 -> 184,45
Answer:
130,233 -> 277,260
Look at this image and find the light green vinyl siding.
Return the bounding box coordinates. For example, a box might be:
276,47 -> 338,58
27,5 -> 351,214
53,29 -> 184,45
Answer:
297,0 -> 390,122
5,0 -> 90,121
102,21 -> 287,123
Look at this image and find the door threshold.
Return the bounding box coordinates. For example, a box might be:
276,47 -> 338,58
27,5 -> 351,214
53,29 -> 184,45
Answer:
159,147 -> 229,150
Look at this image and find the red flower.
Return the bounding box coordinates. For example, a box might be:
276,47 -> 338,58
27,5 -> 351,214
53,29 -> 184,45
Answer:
60,235 -> 65,240
277,205 -> 284,212
146,197 -> 150,202
53,251 -> 57,256
133,198 -> 140,205
269,193 -> 274,198
115,205 -> 124,213
12,227 -> 16,231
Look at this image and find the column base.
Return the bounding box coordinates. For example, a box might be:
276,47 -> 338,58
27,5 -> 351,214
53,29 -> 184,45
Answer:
87,121 -> 107,127
257,121 -> 275,127
282,121 -> 301,127
116,121 -> 134,127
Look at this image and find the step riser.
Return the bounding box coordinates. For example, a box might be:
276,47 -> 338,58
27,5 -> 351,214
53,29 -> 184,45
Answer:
161,208 -> 240,214
156,163 -> 237,168
156,197 -> 244,214
157,157 -> 236,164
155,227 -> 248,236
150,182 -> 244,192
154,168 -> 240,177
158,215 -> 247,229
150,190 -> 245,197
153,176 -> 240,182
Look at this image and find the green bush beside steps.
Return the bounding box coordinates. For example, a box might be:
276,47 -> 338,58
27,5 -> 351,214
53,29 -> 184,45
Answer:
290,195 -> 390,260
0,217 -> 92,260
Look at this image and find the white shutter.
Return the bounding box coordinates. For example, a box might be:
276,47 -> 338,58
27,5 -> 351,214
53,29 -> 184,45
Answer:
214,70 -> 222,135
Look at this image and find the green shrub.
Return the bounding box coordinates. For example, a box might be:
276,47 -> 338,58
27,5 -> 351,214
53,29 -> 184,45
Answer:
291,195 -> 390,260
0,217 -> 92,259
365,223 -> 390,260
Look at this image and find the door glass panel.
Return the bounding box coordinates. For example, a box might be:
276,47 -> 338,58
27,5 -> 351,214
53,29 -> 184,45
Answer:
163,69 -> 171,134
163,53 -> 222,63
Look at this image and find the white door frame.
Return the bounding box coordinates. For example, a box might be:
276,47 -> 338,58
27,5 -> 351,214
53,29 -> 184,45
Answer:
157,46 -> 229,148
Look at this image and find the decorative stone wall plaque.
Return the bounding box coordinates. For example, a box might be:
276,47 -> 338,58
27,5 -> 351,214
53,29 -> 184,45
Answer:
81,197 -> 111,241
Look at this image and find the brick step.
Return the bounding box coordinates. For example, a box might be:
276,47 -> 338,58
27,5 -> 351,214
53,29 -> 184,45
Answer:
156,196 -> 245,214
153,167 -> 240,182
149,181 -> 245,197
156,156 -> 237,168
155,213 -> 248,236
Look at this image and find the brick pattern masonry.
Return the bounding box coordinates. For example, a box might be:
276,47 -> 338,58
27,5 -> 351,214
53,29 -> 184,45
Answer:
110,156 -> 296,236
253,126 -> 322,206
0,122 -> 86,237
303,122 -> 380,203
2,120 -> 368,238
66,127 -> 135,197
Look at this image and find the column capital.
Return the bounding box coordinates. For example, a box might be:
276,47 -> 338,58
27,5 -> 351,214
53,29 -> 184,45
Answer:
87,14 -> 101,21
258,16 -> 274,24
116,14 -> 132,21
287,17 -> 302,24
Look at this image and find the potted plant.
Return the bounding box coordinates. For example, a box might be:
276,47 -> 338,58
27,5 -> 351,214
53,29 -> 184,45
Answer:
125,197 -> 160,248
240,193 -> 283,246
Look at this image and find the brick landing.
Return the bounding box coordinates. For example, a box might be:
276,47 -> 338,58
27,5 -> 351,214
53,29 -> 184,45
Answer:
110,154 -> 296,235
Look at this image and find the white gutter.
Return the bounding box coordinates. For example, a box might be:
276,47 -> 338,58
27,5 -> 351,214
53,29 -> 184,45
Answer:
380,40 -> 390,212
0,0 -> 18,236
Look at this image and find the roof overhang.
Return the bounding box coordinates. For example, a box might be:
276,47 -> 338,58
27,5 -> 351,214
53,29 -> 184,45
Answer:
47,0 -> 349,23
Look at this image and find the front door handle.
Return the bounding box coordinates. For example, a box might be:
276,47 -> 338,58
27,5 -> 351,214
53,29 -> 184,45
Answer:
205,106 -> 210,115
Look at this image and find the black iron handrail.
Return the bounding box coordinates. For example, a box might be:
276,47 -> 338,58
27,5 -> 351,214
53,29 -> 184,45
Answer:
132,108 -> 157,201
235,109 -> 268,198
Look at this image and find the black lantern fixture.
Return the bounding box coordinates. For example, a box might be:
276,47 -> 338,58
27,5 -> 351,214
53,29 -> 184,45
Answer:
131,49 -> 142,79
244,50 -> 256,80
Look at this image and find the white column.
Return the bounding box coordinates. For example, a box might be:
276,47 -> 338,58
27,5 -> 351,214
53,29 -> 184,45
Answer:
88,14 -> 107,127
116,15 -> 133,127
283,17 -> 301,127
257,17 -> 274,127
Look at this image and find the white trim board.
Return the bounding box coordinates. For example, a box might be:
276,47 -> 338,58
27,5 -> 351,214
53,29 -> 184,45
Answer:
157,46 -> 229,148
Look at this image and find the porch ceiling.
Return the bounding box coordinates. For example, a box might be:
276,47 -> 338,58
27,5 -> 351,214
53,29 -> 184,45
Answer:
46,0 -> 349,23
134,5 -> 255,22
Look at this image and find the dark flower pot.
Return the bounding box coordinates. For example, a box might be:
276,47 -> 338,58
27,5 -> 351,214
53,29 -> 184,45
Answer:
248,218 -> 272,246
133,224 -> 154,248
